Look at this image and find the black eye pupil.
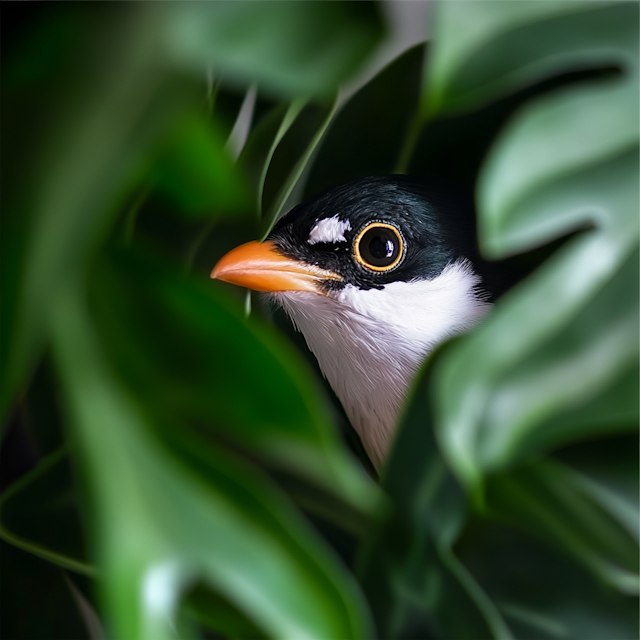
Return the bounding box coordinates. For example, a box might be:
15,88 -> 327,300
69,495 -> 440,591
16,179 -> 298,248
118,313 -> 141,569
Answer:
359,226 -> 401,268
369,236 -> 394,260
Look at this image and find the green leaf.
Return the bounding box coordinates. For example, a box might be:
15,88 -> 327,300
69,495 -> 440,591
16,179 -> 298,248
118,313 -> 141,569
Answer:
457,515 -> 639,640
238,98 -> 308,218
425,2 -> 637,115
485,459 -> 639,594
0,4 -> 196,422
89,243 -> 379,527
51,286 -> 375,640
425,1 -> 639,487
305,44 -> 424,196
357,361 -> 512,640
185,583 -> 268,640
479,80 -> 638,258
436,243 -> 638,483
150,114 -> 252,218
261,97 -> 339,237
166,2 -> 384,99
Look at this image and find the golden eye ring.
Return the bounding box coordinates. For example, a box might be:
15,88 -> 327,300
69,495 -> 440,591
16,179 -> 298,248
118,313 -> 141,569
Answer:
353,222 -> 405,272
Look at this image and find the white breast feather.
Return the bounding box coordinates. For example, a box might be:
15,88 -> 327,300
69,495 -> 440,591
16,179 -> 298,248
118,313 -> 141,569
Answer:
270,259 -> 490,468
308,215 -> 351,244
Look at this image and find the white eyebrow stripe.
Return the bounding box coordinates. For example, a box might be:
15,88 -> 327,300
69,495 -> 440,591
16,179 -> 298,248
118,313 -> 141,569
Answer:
308,215 -> 351,245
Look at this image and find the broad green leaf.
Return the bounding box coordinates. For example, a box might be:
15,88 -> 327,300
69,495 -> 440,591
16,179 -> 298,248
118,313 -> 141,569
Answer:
425,1 -> 639,487
305,45 -> 424,197
51,287 -> 374,640
357,361 -> 512,640
89,244 -> 379,526
0,4 -> 195,423
457,515 -> 639,640
165,2 -> 384,99
186,583 -> 268,640
425,2 -> 637,115
485,459 -> 639,594
150,114 -> 251,218
479,80 -> 638,258
557,435 -> 639,544
436,243 -> 638,480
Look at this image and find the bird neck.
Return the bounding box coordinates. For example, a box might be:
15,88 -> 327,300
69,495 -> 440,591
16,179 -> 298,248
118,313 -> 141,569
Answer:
271,259 -> 490,469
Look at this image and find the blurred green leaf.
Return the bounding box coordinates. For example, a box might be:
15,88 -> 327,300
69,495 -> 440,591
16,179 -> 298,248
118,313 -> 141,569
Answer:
185,583 -> 268,640
305,45 -> 424,197
51,287 -> 374,640
0,4 -> 196,423
425,0 -> 639,488
150,114 -> 252,218
89,243 -> 379,527
166,1 -> 384,99
425,2 -> 636,115
479,81 -> 638,258
436,243 -> 638,483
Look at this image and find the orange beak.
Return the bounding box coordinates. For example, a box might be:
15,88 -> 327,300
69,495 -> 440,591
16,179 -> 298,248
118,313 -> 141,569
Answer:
211,240 -> 341,294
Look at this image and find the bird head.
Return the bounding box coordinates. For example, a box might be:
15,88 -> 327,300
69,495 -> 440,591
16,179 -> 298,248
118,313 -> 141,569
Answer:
212,176 -> 490,468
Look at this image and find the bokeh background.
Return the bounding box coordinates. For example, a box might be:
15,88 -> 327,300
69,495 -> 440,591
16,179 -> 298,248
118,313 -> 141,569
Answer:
1,2 -> 638,639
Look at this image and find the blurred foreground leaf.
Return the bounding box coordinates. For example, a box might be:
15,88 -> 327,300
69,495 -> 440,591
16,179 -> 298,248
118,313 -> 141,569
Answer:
166,1 -> 384,99
425,0 -> 639,488
0,4 -> 196,422
51,286 -> 374,640
89,244 -> 378,525
150,114 -> 251,218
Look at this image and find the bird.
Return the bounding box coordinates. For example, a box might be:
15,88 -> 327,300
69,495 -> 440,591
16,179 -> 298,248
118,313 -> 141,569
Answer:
211,175 -> 491,469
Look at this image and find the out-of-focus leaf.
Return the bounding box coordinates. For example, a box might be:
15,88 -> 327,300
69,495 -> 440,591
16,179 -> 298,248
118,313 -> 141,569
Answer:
436,242 -> 638,483
479,81 -> 638,258
166,2 -> 384,99
0,448 -> 90,575
457,516 -> 639,640
51,288 -> 375,640
150,114 -> 252,218
89,244 -> 379,527
485,459 -> 639,594
424,0 -> 639,488
0,4 -> 195,423
186,583 -> 268,640
305,44 -> 424,198
357,361 -> 512,640
425,1 -> 636,115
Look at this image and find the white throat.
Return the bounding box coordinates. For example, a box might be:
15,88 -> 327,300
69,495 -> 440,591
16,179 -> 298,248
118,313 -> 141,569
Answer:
270,259 -> 490,469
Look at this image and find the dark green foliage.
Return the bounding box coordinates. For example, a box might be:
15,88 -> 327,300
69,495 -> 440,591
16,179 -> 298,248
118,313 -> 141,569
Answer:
1,2 -> 637,639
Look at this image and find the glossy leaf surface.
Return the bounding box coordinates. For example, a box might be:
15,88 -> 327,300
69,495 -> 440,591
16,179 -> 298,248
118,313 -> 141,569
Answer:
425,0 -> 639,487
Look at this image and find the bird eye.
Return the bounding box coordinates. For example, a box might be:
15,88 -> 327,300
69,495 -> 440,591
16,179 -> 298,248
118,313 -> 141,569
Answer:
353,222 -> 404,272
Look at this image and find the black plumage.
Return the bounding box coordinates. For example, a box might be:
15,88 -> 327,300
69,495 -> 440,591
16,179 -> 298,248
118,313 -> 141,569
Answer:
269,175 -> 479,293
